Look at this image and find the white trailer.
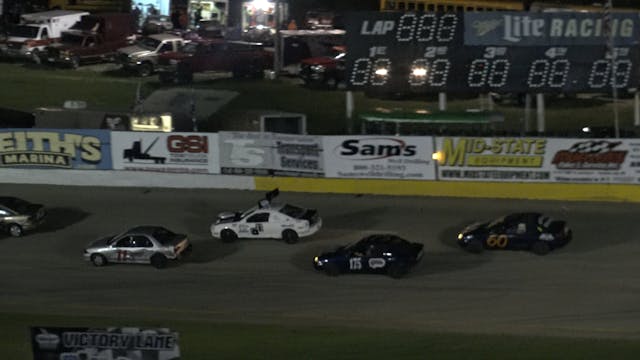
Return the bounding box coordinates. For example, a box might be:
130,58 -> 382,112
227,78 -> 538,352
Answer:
0,10 -> 89,63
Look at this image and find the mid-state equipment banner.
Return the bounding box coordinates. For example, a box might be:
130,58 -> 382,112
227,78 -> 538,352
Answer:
111,132 -> 220,174
30,326 -> 180,360
0,129 -> 112,169
323,136 -> 436,179
435,137 -> 640,183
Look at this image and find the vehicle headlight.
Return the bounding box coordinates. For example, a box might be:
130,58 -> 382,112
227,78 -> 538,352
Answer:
457,233 -> 463,240
311,65 -> 325,72
314,256 -> 319,263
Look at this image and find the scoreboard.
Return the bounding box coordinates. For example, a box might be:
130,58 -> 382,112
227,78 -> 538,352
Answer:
345,12 -> 640,94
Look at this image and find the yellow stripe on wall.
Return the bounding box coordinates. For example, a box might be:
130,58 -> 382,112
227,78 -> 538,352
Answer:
254,177 -> 640,203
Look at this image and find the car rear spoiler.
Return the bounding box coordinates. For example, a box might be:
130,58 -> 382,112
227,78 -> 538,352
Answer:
259,188 -> 280,208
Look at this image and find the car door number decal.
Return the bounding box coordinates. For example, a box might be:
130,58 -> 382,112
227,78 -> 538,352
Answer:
349,257 -> 362,270
487,234 -> 508,248
251,223 -> 263,235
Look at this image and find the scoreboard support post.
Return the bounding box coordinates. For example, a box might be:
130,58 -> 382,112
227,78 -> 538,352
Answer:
438,92 -> 447,111
536,93 -> 545,134
634,91 -> 640,127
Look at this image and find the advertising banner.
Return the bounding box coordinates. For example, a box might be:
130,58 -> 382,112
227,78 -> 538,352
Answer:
323,136 -> 436,180
546,138 -> 640,184
464,12 -> 640,46
0,129 -> 111,170
30,326 -> 180,360
218,132 -> 324,176
435,137 -> 640,184
111,132 -> 220,174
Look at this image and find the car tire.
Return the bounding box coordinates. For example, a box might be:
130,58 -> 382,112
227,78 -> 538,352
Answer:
465,239 -> 484,254
31,50 -> 42,64
324,263 -> 340,276
7,223 -> 23,237
282,229 -> 299,244
220,229 -> 237,243
531,241 -> 550,256
138,62 -> 153,77
70,56 -> 80,69
387,262 -> 408,279
326,76 -> 338,90
150,253 -> 168,269
91,254 -> 107,267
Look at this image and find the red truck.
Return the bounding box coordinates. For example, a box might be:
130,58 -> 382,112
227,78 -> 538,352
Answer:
156,39 -> 273,84
44,13 -> 135,68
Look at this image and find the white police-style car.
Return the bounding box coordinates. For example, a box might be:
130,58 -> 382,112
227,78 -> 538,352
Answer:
210,189 -> 322,244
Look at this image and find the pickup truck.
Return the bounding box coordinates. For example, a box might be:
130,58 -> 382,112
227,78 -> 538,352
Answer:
156,39 -> 272,84
116,33 -> 185,77
45,13 -> 135,68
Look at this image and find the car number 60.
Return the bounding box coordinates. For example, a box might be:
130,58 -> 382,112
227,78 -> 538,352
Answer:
487,234 -> 508,248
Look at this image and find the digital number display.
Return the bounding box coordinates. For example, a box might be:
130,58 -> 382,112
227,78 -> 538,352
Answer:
345,12 -> 640,94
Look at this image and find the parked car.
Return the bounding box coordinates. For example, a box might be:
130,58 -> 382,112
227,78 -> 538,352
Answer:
157,39 -> 272,84
116,33 -> 185,76
210,189 -> 322,244
0,196 -> 46,237
141,15 -> 174,35
84,226 -> 191,269
299,45 -> 346,89
313,234 -> 424,278
457,212 -> 572,255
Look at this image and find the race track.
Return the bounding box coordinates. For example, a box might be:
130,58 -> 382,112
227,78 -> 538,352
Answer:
1,184 -> 639,339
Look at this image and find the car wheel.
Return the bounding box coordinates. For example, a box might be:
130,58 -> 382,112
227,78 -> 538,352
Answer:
70,56 -> 80,69
325,76 -> 338,90
387,262 -> 408,279
531,241 -> 550,256
282,229 -> 299,244
150,253 -> 168,269
324,263 -> 340,276
8,223 -> 23,237
138,62 -> 153,77
31,50 -> 42,64
91,254 -> 107,267
465,239 -> 484,254
220,229 -> 237,243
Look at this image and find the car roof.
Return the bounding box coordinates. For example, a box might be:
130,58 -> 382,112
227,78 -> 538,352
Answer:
358,234 -> 407,246
126,225 -> 166,235
0,196 -> 25,206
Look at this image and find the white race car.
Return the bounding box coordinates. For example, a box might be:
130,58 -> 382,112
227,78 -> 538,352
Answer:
210,189 -> 322,244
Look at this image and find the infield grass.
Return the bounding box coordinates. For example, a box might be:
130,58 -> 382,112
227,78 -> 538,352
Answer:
3,312 -> 639,359
1,63 -> 638,135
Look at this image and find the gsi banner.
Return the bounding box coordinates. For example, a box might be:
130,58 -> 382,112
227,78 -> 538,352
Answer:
0,129 -> 112,170
111,132 -> 220,174
323,136 -> 435,179
218,132 -> 324,176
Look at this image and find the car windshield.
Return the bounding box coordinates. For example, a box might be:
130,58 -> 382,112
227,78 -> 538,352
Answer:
487,216 -> 505,229
279,204 -> 306,218
1,197 -> 30,213
137,37 -> 162,50
240,206 -> 258,219
179,42 -> 199,54
7,25 -> 39,38
152,227 -> 177,244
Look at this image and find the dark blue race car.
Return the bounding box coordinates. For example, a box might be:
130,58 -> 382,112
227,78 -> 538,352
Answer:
457,212 -> 572,255
313,234 -> 424,278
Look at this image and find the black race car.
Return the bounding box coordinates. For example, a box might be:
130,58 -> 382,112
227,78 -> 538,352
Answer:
457,212 -> 571,255
313,234 -> 424,278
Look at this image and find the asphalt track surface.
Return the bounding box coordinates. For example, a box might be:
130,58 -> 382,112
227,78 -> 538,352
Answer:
1,184 -> 639,339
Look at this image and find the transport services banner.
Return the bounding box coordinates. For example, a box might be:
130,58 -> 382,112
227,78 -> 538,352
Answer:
218,131 -> 324,176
